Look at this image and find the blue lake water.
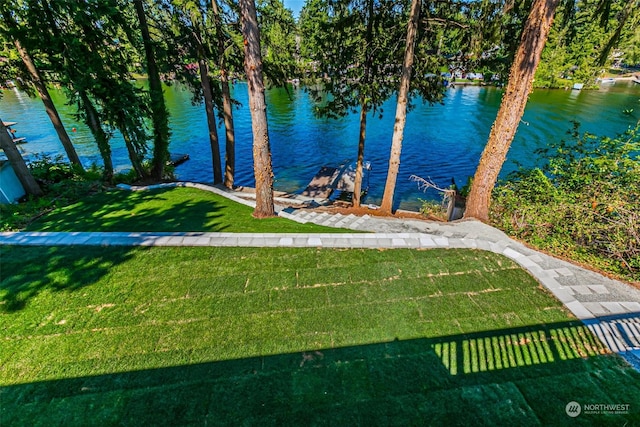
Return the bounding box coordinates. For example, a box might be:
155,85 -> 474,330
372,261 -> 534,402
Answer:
1,81 -> 639,210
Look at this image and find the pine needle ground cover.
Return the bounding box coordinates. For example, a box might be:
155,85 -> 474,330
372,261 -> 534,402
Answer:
2,246 -> 639,425
24,187 -> 344,233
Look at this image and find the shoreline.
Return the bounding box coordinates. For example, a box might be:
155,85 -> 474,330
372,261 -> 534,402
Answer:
446,73 -> 640,90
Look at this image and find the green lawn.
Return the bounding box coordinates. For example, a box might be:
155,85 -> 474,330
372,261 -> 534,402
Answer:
2,245 -> 639,425
25,186 -> 343,233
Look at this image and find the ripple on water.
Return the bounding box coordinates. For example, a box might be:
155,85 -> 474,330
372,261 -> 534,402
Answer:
1,81 -> 638,209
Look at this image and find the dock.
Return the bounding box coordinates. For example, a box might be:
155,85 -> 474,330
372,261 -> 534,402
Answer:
2,121 -> 28,145
301,166 -> 340,199
168,153 -> 190,167
301,162 -> 372,202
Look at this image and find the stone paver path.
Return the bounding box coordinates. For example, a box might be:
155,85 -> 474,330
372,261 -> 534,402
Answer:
2,181 -> 639,369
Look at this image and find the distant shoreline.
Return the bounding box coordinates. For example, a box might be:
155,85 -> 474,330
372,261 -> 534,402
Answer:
611,75 -> 638,81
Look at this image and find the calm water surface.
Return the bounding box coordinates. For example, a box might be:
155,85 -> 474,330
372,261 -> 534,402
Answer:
1,81 -> 639,210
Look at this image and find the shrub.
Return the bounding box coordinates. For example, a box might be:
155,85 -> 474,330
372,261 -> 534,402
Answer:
0,156 -> 104,231
29,154 -> 78,183
491,122 -> 640,282
419,198 -> 448,220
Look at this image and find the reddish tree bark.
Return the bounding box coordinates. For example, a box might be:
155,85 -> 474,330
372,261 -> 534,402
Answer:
464,0 -> 562,221
352,0 -> 375,208
380,0 -> 421,214
353,105 -> 367,208
221,71 -> 236,189
239,0 -> 275,218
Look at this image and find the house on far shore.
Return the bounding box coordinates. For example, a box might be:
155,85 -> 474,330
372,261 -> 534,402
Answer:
0,160 -> 26,204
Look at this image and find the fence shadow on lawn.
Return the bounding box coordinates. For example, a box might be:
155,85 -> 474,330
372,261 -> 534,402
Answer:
3,317 -> 639,425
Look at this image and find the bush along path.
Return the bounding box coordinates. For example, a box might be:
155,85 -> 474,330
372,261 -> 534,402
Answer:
2,181 -> 639,370
491,123 -> 640,284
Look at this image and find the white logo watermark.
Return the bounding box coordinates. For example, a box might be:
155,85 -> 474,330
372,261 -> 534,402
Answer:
566,401 -> 630,417
565,401 -> 581,417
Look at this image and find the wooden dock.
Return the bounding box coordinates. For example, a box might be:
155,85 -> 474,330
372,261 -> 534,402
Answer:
301,162 -> 371,202
168,153 -> 190,167
301,166 -> 341,199
2,121 -> 28,145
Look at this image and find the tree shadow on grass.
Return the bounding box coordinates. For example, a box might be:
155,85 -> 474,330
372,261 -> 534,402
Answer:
25,188 -> 228,232
0,246 -> 137,312
2,318 -> 639,425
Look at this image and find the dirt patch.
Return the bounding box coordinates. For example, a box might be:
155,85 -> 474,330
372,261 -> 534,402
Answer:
312,204 -> 445,222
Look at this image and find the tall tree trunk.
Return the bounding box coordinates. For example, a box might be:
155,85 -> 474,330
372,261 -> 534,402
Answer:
12,39 -> 82,169
352,0 -> 375,208
239,0 -> 275,218
79,91 -> 113,182
134,0 -> 170,182
114,111 -> 146,180
352,105 -> 367,207
118,122 -> 147,180
0,119 -> 43,197
221,73 -> 236,189
212,0 -> 236,189
380,0 -> 421,215
464,0 -> 561,221
195,35 -> 223,184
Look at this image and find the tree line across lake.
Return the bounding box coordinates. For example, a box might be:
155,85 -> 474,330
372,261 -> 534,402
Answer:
1,0 -> 638,222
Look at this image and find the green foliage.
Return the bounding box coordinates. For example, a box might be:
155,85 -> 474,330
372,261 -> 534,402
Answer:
619,24 -> 640,66
491,122 -> 640,282
0,155 -> 105,231
258,0 -> 298,85
113,168 -> 143,185
1,0 -> 154,179
29,155 -> 102,195
298,0 -> 327,66
535,0 -> 639,87
303,0 -> 406,118
418,198 -> 447,220
28,154 -> 77,183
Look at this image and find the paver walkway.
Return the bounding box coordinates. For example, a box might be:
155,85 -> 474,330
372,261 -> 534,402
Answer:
2,181 -> 639,369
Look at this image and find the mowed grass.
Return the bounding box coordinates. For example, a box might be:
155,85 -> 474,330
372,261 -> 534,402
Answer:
2,245 -> 639,425
25,186 -> 345,233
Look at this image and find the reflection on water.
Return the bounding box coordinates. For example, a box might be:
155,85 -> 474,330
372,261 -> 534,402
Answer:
1,81 -> 638,210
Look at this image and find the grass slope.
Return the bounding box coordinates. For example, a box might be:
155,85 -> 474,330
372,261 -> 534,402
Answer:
25,187 -> 343,233
2,246 -> 639,425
